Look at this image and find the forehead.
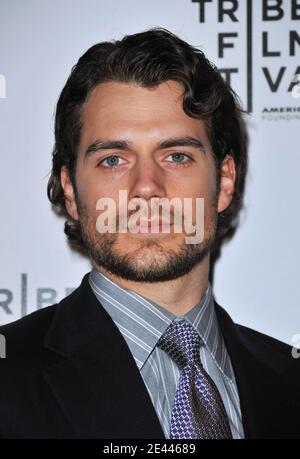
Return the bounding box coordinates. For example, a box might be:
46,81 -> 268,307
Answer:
79,80 -> 210,147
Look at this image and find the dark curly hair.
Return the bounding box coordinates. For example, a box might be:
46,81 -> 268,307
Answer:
47,27 -> 248,253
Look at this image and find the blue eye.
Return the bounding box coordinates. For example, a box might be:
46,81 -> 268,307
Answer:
166,152 -> 192,164
97,152 -> 192,169
99,155 -> 125,168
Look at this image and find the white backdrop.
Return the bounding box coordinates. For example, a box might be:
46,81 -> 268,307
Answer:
0,0 -> 299,345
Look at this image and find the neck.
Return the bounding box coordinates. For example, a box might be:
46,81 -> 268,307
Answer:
93,255 -> 210,316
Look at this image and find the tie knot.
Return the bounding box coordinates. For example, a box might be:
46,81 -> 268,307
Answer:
157,319 -> 201,370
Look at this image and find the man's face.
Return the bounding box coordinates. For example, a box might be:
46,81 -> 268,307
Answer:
61,80 -> 234,282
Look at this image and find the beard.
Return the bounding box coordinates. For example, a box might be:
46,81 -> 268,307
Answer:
76,194 -> 218,283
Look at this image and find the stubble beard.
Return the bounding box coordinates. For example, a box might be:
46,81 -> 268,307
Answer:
76,196 -> 218,283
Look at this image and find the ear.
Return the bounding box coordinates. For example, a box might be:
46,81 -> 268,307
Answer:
60,166 -> 79,220
217,154 -> 236,213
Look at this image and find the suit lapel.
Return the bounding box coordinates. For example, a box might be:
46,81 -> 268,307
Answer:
42,273 -> 165,439
215,303 -> 300,439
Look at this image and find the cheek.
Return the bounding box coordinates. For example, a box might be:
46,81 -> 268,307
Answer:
78,161 -> 128,195
76,172 -> 110,210
184,158 -> 217,197
185,174 -> 217,202
189,174 -> 218,219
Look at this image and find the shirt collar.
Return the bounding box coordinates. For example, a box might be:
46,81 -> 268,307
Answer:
89,268 -> 233,380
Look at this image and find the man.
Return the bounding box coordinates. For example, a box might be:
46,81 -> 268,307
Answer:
0,28 -> 299,439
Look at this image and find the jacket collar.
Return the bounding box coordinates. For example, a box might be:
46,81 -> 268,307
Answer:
43,273 -> 165,439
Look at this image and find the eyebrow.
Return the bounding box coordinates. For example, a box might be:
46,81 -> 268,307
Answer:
84,136 -> 207,159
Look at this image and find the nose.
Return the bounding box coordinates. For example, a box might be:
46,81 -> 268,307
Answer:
128,157 -> 167,201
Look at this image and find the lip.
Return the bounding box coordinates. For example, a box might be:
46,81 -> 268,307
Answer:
140,219 -> 161,226
139,219 -> 172,227
127,219 -> 173,232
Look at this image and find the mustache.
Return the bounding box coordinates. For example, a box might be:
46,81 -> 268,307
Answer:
117,209 -> 183,225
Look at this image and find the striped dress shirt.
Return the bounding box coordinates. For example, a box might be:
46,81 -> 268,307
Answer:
89,268 -> 244,439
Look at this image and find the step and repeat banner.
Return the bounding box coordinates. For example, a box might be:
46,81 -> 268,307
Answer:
0,0 -> 299,345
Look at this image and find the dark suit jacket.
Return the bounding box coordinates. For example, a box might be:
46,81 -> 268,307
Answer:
0,273 -> 299,439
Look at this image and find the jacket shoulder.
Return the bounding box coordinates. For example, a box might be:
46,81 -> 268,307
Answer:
236,323 -> 293,358
215,303 -> 297,368
0,303 -> 58,362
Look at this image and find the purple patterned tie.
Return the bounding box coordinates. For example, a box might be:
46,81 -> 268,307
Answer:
157,319 -> 232,439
